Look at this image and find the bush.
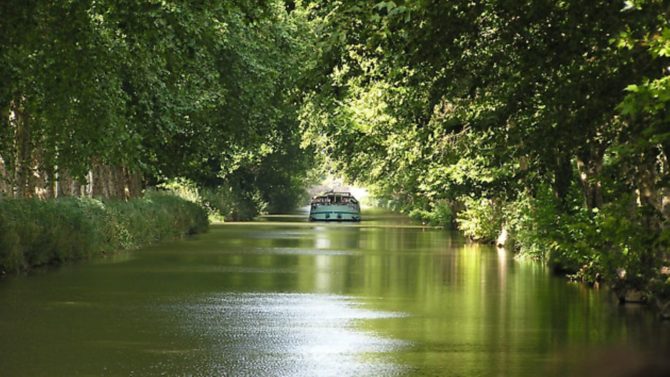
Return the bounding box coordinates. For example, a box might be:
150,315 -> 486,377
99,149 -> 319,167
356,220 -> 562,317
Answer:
504,186 -> 601,277
200,185 -> 260,221
409,200 -> 454,227
0,193 -> 208,275
505,188 -> 569,258
0,214 -> 22,273
456,196 -> 504,242
505,187 -> 662,289
160,179 -> 262,221
592,198 -> 661,291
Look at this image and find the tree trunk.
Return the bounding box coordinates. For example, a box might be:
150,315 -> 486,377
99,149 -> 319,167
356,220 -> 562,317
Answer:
124,168 -> 143,199
73,179 -> 83,197
57,170 -> 73,197
110,165 -> 125,199
33,167 -> 47,199
32,146 -> 48,199
0,154 -> 9,197
12,98 -> 33,198
45,167 -> 56,199
91,160 -> 107,198
91,162 -> 131,199
576,147 -> 604,211
637,154 -> 664,233
552,153 -> 573,206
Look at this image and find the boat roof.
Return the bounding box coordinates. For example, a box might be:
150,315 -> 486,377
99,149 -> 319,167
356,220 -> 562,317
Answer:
311,191 -> 358,201
316,191 -> 352,197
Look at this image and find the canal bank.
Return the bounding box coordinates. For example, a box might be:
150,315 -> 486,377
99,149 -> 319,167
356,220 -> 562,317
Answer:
0,210 -> 668,376
0,193 -> 208,276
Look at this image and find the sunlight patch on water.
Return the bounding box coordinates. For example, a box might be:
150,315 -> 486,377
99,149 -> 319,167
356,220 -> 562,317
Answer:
252,247 -> 359,256
165,293 -> 408,376
217,221 -> 437,229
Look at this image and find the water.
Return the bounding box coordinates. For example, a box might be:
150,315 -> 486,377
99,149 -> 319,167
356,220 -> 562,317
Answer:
1,210 -> 668,376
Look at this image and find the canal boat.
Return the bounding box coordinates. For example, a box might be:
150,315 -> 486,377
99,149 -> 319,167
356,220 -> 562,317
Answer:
309,191 -> 361,222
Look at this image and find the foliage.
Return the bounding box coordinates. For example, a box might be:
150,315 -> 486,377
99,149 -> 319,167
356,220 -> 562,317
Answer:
199,185 -> 261,222
0,193 -> 208,274
1,0 -> 669,305
504,188 -> 561,260
457,197 -> 504,242
298,0 -> 670,299
0,0 -> 316,207
162,167 -> 313,222
505,187 -> 664,289
408,200 -> 454,227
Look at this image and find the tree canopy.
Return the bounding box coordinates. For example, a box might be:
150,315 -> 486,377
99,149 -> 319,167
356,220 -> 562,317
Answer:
299,0 -> 669,292
1,1 -> 669,294
0,0 -> 316,214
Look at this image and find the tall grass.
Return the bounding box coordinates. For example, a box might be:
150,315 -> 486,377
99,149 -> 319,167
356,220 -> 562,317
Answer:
0,192 -> 208,274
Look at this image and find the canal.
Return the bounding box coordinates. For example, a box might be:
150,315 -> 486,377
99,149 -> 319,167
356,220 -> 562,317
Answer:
1,210 -> 668,376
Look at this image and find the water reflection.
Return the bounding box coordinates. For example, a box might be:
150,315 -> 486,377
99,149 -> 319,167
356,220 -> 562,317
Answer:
314,227 -> 331,249
167,293 -> 407,376
0,211 -> 668,376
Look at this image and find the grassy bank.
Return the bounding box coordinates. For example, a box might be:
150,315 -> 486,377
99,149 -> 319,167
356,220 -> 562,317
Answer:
0,193 -> 208,275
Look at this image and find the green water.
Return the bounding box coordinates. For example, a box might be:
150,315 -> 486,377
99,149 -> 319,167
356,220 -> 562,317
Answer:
1,210 -> 668,376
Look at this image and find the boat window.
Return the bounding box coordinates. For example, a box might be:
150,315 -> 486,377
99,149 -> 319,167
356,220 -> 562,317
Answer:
313,196 -> 330,205
311,193 -> 359,206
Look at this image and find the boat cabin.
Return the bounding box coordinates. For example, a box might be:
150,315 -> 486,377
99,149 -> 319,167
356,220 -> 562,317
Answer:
311,191 -> 358,206
309,190 -> 361,221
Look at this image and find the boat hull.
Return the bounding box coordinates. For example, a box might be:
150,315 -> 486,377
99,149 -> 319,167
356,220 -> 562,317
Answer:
309,204 -> 361,222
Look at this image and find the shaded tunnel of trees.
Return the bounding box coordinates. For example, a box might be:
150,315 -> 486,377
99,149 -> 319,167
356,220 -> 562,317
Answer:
1,1 -> 669,309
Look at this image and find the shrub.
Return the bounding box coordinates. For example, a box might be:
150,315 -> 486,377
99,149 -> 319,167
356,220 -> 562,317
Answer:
0,213 -> 22,273
200,185 -> 260,221
592,197 -> 661,291
456,196 -> 504,242
409,200 -> 454,227
505,187 -> 662,289
504,186 -> 600,277
0,194 -> 208,275
160,179 -> 262,221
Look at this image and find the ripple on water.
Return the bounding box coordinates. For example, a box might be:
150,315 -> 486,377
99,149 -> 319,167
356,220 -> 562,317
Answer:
252,247 -> 359,256
163,293 -> 409,377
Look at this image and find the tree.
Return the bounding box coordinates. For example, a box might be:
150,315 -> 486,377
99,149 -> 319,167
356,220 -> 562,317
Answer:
0,0 -> 316,212
299,0 -> 670,289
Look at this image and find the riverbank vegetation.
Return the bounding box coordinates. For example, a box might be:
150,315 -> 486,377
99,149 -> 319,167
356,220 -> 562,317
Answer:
0,193 -> 207,275
0,1 -> 318,273
299,0 -> 669,311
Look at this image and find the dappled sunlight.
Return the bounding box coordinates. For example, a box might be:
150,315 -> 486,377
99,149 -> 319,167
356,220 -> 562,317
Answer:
165,293 -> 408,376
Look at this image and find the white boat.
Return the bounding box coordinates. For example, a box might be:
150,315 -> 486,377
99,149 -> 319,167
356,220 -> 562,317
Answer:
309,191 -> 361,222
